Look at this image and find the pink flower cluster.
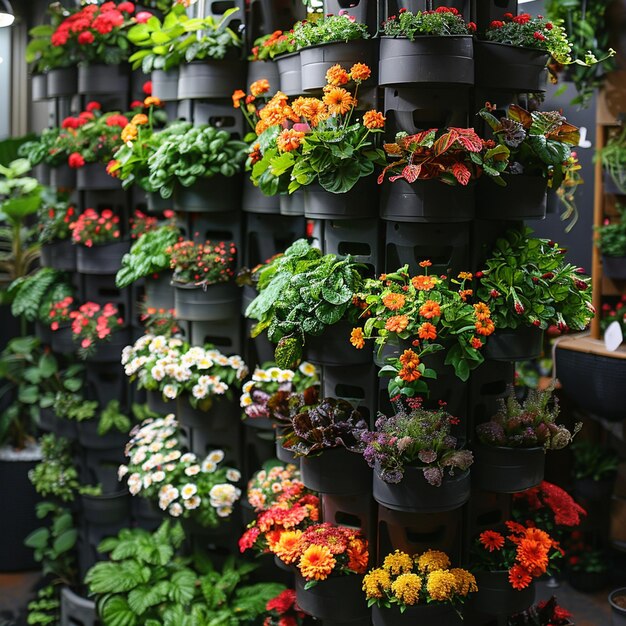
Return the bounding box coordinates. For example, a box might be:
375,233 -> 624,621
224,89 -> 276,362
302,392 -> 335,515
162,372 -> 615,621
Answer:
70,302 -> 123,355
49,296 -> 74,331
70,208 -> 121,247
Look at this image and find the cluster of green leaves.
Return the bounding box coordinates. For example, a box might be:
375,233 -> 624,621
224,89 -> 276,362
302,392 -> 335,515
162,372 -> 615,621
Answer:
53,392 -> 98,424
477,228 -> 594,332
245,239 -> 365,368
148,123 -> 248,199
128,5 -> 241,72
53,395 -> 137,436
116,224 -> 179,288
27,585 -> 61,626
29,434 -> 80,502
85,521 -> 284,626
597,125 -> 626,195
37,189 -> 75,244
19,129 -> 66,168
25,4 -> 69,73
571,440 -> 619,482
292,15 -> 369,48
249,31 -> 296,61
595,204 -> 626,258
383,9 -> 472,38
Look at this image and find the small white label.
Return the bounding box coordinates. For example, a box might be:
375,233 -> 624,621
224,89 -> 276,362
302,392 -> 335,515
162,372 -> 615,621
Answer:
604,320 -> 624,352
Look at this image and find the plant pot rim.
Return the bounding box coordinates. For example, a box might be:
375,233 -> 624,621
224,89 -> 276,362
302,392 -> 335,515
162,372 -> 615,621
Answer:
609,588 -> 626,612
298,37 -> 370,51
381,34 -> 472,40
475,40 -> 551,55
275,50 -> 300,59
0,442 -> 43,462
76,239 -> 129,248
81,490 -> 128,502
475,443 -> 545,453
171,280 -> 233,290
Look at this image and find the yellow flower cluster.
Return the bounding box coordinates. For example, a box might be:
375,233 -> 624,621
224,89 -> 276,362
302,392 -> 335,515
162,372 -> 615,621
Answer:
416,549 -> 451,574
450,568 -> 478,596
391,573 -> 422,606
383,550 -> 414,575
362,568 -> 391,599
426,570 -> 457,602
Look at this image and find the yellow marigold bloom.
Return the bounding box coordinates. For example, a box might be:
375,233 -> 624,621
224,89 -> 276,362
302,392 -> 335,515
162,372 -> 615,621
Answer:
250,79 -> 270,97
390,573 -> 422,606
362,110 -> 385,129
450,568 -> 478,597
362,568 -> 392,599
131,113 -> 149,126
273,530 -> 303,564
416,550 -> 451,574
299,544 -> 336,581
121,123 -> 138,143
325,64 -> 350,86
323,87 -> 353,115
382,550 -> 414,576
458,271 -> 473,280
291,97 -> 327,126
350,327 -> 365,349
276,129 -> 305,153
144,96 -> 162,107
255,119 -> 270,135
426,569 -> 456,602
350,62 -> 371,82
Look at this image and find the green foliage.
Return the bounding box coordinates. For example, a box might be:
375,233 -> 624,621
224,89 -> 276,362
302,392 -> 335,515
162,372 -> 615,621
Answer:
28,434 -> 80,502
86,521 -> 283,626
9,267 -> 73,323
98,400 -> 132,436
245,239 -> 365,367
597,126 -> 626,195
571,440 -> 619,482
53,392 -> 98,423
383,8 -> 471,38
25,4 -> 68,73
37,189 -> 75,244
292,14 -> 369,48
27,585 -> 61,626
595,204 -> 626,257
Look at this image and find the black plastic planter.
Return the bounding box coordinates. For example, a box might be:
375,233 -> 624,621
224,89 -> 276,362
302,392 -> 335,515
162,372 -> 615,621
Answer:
40,240 -> 76,271
280,191 -> 305,216
50,326 -> 75,354
476,174 -> 547,220
300,39 -> 377,92
60,587 -> 97,625
472,444 -> 545,493
300,447 -> 372,495
177,395 -> 234,431
76,163 -> 121,191
38,407 -> 78,439
304,179 -> 378,219
147,389 -> 176,416
373,466 -> 470,513
85,329 -> 132,364
295,573 -> 368,622
306,321 -> 372,366
77,419 -> 128,451
76,240 -> 131,275
46,66 -> 77,98
35,321 -> 53,346
276,429 -> 298,464
32,74 -> 48,101
173,281 -> 240,322
483,326 -> 544,362
151,68 -> 179,101
50,164 -> 76,190
247,59 -> 280,94
379,36 -> 473,86
146,191 -> 172,213
242,179 -> 280,214
372,603 -> 461,626
276,52 -> 302,96
472,572 -> 535,616
78,63 -> 129,95
177,60 -> 246,99
80,491 -> 131,526
145,273 -> 175,310
573,476 -> 615,502
381,179 -> 475,222
603,255 -> 626,280
174,177 -> 242,213
609,588 -> 626,625
474,41 -> 549,93
568,569 -> 610,593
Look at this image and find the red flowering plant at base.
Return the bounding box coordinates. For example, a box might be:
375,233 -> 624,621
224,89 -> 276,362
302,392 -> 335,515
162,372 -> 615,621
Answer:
48,296 -> 75,331
70,208 -> 121,248
263,588 -> 306,626
129,209 -> 158,239
140,306 -> 179,338
473,521 -> 562,591
69,302 -> 124,359
509,595 -> 573,626
168,240 -> 237,288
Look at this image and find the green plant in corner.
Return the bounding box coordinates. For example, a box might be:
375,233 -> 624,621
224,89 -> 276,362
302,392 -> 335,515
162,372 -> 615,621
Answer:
597,125 -> 626,195
27,585 -> 61,626
570,441 -> 619,482
595,204 -> 626,258
28,434 -> 80,502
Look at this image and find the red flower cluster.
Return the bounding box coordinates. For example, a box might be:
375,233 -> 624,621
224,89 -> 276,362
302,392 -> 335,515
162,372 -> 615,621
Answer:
49,296 -> 74,331
70,208 -> 121,247
69,301 -> 123,357
129,209 -> 158,239
168,240 -> 237,286
263,589 -> 305,626
513,481 -> 587,528
62,108 -> 98,129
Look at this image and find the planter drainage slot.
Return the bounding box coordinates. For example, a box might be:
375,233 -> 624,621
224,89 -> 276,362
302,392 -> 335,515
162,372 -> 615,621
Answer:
334,384 -> 365,400
475,508 -> 506,526
333,511 -> 362,528
338,242 -> 371,256
208,115 -> 236,127
199,334 -> 233,348
480,380 -> 508,395
405,526 -> 446,544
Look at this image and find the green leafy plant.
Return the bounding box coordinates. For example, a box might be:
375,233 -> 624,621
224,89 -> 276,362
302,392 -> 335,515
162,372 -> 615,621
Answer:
245,239 -> 365,368
85,521 -> 284,626
28,434 -> 80,502
570,441 -> 619,482
19,128 -> 67,168
147,122 -> 248,198
597,125 -> 626,195
53,392 -> 98,424
25,4 -> 69,73
292,14 -> 369,48
249,30 -> 295,60
567,545 -> 609,575
27,585 -> 61,626
383,6 -> 474,38
37,189 -> 76,244
595,204 -> 626,257
98,399 -> 132,436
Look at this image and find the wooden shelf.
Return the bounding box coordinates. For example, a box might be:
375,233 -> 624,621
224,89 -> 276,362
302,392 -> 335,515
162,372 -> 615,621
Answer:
556,333 -> 626,360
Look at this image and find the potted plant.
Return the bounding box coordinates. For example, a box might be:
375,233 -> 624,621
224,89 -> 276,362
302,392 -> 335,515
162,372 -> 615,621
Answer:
476,228 -> 594,360
120,414 -> 242,526
508,596 -> 575,626
363,549 -> 477,625
47,296 -> 77,354
37,192 -> 76,271
474,386 -> 581,493
68,301 -> 126,362
379,7 -> 476,86
610,588 -> 626,626
265,30 -> 300,96
355,262 -> 491,398
570,440 -> 619,502
70,207 -> 129,274
281,397 -> 371,495
262,589 -> 307,626
596,204 -> 626,279
247,31 -> 282,93
566,543 -> 610,593
478,12 -> 572,92
147,122 -> 248,206
169,239 -> 239,321
49,391 -> 96,440
477,104 -> 580,220
471,521 -> 561,616
245,239 -> 366,368
245,462 -> 307,513
292,14 -> 374,92
363,397 -> 473,512
378,127 -> 508,221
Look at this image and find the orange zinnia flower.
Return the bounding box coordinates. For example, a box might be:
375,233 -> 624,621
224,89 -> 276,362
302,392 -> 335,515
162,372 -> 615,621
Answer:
399,366 -> 421,382
419,300 -> 441,319
250,79 -> 270,97
347,541 -> 369,573
362,110 -> 385,129
276,129 -> 305,153
131,113 -> 149,126
412,275 -> 438,291
325,64 -> 350,86
385,315 -> 409,333
299,544 -> 336,581
517,539 -> 549,574
143,96 -> 161,107
350,327 -> 365,349
121,123 -> 138,143
475,318 -> 495,336
273,530 -> 303,564
419,260 -> 432,268
524,527 -> 553,550
470,336 -> 483,349
382,292 -> 406,311
350,62 -> 371,82
479,530 -> 505,552
473,302 -> 491,321
418,322 -> 437,341
323,87 -> 353,115
399,349 -> 420,368
508,564 -> 533,590
459,289 -> 473,302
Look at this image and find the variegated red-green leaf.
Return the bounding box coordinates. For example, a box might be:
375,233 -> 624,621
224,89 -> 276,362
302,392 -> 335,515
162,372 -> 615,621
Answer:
402,164 -> 422,183
451,162 -> 471,186
508,104 -> 532,129
433,129 -> 459,156
454,128 -> 483,152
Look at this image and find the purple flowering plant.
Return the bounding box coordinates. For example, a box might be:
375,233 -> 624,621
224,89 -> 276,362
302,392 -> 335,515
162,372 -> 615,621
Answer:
361,397 -> 473,486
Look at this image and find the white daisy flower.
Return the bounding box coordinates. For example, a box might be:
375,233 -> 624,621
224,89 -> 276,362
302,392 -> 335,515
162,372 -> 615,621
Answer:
143,474 -> 153,488
180,483 -> 197,500
129,482 -> 142,495
192,384 -> 208,399
118,465 -> 129,480
185,465 -> 201,476
152,471 -> 166,482
242,380 -> 255,393
216,506 -> 232,518
226,469 -> 241,482
207,450 -> 224,464
151,365 -> 166,381
267,367 -> 282,381
184,495 -> 201,510
163,384 -> 178,399
164,439 -> 178,449
169,502 -> 183,517
213,382 -> 228,395
202,459 -> 216,473
181,453 -> 197,463
299,362 -> 317,377
277,370 -> 294,382
148,441 -> 163,453
240,393 -> 253,407
165,463 -> 176,471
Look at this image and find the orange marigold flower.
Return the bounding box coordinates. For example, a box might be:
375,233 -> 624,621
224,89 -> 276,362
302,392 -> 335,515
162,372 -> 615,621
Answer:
382,292 -> 406,311
473,302 -> 491,321
419,300 -> 441,320
299,544 -> 336,581
131,113 -> 149,126
143,96 -> 162,107
459,289 -> 473,301
399,349 -> 420,368
524,528 -> 553,550
347,541 -> 369,573
479,530 -> 505,552
412,275 -> 438,291
350,327 -> 365,349
399,366 -> 421,382
458,271 -> 473,280
508,564 -> 533,590
470,336 -> 483,349
255,119 -> 270,135
325,64 -> 350,86
362,110 -> 385,129
350,62 -> 371,82
249,143 -> 262,166
418,322 -> 437,341
276,129 -> 305,153
385,315 -> 409,333
475,318 -> 495,336
232,89 -> 246,108
419,260 -> 432,268
517,539 -> 549,574
250,79 -> 270,97
323,87 -> 353,115
273,530 -> 303,564
121,123 -> 138,143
